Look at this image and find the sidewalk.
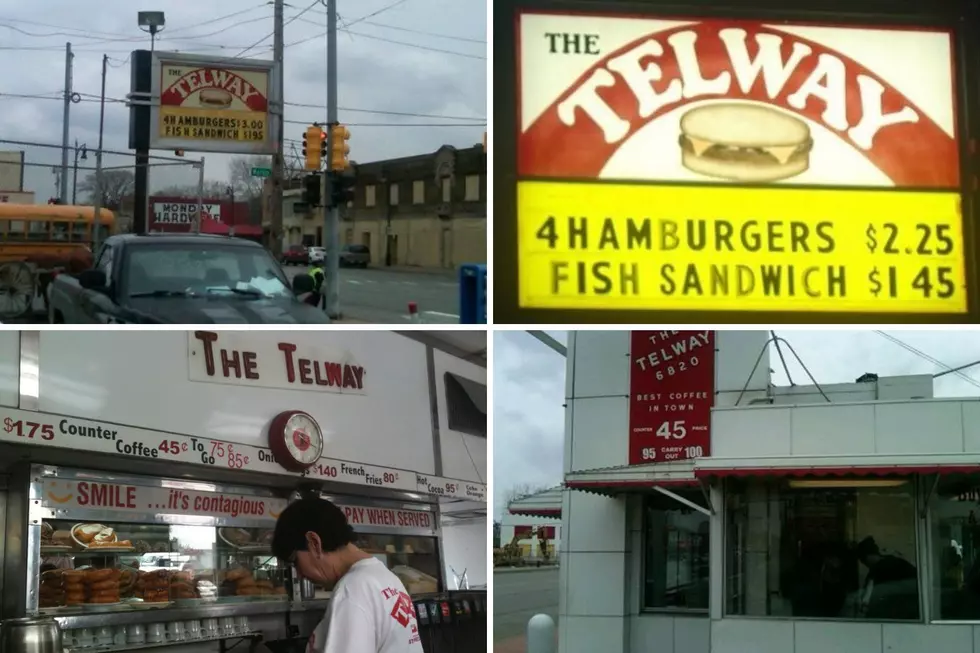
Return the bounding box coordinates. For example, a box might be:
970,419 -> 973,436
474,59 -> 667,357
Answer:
495,633 -> 559,653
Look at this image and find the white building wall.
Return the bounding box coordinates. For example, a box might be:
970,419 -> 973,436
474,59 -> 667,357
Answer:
441,521 -> 487,587
499,512 -> 562,558
562,330 -> 980,653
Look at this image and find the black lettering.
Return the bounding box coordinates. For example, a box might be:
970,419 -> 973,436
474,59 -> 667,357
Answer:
816,222 -> 835,253
660,263 -> 846,298
767,221 -> 784,253
627,219 -> 651,249
660,220 -> 678,250
542,32 -> 598,55
598,219 -> 619,249
740,221 -> 760,252
715,221 -> 734,251
569,217 -> 587,248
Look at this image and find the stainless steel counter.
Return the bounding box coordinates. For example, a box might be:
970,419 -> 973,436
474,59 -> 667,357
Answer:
52,601 -> 330,630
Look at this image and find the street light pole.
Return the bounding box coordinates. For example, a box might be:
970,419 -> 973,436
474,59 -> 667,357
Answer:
71,140 -> 87,205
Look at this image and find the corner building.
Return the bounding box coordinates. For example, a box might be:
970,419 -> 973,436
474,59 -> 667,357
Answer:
559,331 -> 980,653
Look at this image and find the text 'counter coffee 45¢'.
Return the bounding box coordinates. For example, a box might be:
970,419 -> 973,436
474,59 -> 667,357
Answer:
516,13 -> 966,314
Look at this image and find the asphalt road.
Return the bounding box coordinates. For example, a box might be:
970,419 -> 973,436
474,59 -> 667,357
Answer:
493,567 -> 560,643
284,264 -> 460,324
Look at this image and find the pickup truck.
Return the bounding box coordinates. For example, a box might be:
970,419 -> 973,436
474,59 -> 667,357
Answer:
48,233 -> 330,324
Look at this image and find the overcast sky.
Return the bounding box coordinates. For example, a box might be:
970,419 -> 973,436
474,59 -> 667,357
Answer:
492,330 -> 980,520
0,0 -> 486,200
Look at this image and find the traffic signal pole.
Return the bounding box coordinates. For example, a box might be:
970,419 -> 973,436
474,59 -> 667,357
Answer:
271,0 -> 285,259
323,0 -> 341,320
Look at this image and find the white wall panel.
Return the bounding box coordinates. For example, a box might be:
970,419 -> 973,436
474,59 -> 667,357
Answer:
36,331 -> 436,474
572,331 -> 629,398
711,407 -> 793,458
794,621 -> 881,653
564,491 -> 626,553
433,349 -> 487,483
882,623 -> 972,653
715,331 -> 770,394
569,397 -> 629,471
711,619 -> 793,653
0,331 -> 20,408
875,401 -> 963,454
791,404 -> 876,455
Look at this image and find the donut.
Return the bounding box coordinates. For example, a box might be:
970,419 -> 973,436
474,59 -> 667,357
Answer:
91,579 -> 117,591
66,593 -> 86,604
225,568 -> 249,582
85,568 -> 114,582
89,595 -> 119,604
236,587 -> 261,596
63,570 -> 84,583
64,583 -> 84,593
235,576 -> 255,588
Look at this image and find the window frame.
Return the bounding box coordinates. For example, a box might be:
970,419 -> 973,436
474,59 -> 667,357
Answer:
640,491 -> 711,615
721,475 -> 924,623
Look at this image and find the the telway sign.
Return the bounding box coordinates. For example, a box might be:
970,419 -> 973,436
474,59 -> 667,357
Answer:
516,14 -> 966,314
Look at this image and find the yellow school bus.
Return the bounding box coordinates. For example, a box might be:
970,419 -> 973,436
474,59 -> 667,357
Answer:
0,204 -> 116,318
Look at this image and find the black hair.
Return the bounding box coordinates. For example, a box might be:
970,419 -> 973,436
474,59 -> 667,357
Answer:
857,536 -> 880,560
272,497 -> 356,560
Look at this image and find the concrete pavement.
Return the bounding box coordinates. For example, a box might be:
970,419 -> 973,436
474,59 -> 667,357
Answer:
284,264 -> 460,324
494,567 -> 560,653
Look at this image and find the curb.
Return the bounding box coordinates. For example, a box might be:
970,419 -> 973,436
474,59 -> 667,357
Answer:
493,565 -> 560,574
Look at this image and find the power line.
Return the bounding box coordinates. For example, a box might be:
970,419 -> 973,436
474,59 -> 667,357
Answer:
339,0 -> 411,27
283,101 -> 483,121
235,0 -> 320,58
874,331 -> 980,391
285,22 -> 484,59
359,20 -> 485,44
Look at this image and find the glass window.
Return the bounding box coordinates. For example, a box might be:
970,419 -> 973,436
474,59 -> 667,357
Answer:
38,520 -> 286,613
28,220 -> 48,241
52,222 -> 70,241
929,476 -> 980,620
8,220 -> 25,240
389,183 -> 399,206
71,222 -> 89,243
441,178 -> 451,203
365,185 -> 376,207
464,175 -> 480,201
643,492 -> 709,611
412,180 -> 425,204
124,245 -> 292,298
355,533 -> 441,594
725,477 -> 919,621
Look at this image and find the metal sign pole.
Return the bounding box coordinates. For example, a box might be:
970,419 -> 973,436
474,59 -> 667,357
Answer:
195,157 -> 204,234
323,0 -> 340,319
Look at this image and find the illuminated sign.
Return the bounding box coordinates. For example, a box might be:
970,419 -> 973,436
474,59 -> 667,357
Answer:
150,52 -> 278,155
516,14 -> 965,313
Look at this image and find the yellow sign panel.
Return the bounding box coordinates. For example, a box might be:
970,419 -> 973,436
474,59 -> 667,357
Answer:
518,182 -> 966,314
159,107 -> 267,142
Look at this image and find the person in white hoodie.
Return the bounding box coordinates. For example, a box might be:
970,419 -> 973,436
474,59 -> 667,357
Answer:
272,497 -> 424,653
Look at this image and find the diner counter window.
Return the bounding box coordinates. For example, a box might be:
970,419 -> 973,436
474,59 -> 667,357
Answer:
725,477 -> 919,621
930,476 -> 980,620
642,492 -> 709,611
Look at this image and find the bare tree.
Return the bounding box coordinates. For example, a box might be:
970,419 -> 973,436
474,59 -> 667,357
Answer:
155,181 -> 231,198
502,483 -> 550,509
228,155 -> 271,199
78,170 -> 135,210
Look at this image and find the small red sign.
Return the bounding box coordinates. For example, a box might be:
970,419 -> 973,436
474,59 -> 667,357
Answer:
629,331 -> 715,465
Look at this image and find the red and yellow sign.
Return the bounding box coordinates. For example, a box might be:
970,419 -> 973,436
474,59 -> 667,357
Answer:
158,65 -> 269,143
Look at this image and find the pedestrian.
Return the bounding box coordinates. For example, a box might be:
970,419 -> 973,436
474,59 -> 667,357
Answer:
272,496 -> 423,653
293,274 -> 321,308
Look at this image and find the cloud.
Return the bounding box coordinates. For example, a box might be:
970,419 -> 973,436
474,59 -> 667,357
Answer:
492,330 -> 980,521
0,0 -> 486,201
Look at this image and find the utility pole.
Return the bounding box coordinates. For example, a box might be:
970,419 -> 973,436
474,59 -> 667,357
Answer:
324,0 -> 340,319
92,54 -> 107,255
271,0 -> 285,259
60,42 -> 73,204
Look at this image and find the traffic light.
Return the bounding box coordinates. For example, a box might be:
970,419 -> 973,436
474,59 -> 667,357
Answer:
302,125 -> 323,170
329,124 -> 351,171
329,168 -> 356,207
302,173 -> 321,206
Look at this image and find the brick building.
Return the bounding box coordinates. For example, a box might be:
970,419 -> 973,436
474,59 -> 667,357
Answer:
265,143 -> 486,270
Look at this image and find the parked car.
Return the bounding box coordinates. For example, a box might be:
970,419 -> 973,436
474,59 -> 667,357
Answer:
308,246 -> 326,265
282,244 -> 308,266
47,234 -> 329,324
340,244 -> 370,268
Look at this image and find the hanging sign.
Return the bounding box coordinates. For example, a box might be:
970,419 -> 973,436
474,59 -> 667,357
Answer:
629,330 -> 715,465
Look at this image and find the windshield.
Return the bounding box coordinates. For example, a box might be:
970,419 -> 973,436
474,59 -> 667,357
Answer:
125,244 -> 292,298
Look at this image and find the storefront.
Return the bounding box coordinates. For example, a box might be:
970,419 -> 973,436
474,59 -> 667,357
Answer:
0,330 -> 487,651
560,331 -> 980,653
502,488 -> 562,561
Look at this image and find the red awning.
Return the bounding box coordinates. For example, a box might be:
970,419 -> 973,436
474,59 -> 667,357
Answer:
231,224 -> 263,237
694,464 -> 980,479
200,217 -> 230,234
565,478 -> 700,497
508,507 -> 561,518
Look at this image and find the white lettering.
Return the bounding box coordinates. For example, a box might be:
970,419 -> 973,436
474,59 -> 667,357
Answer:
848,76 -> 919,150
719,29 -> 811,98
607,40 -> 682,119
557,69 -> 630,143
667,31 -> 730,99
786,53 -> 849,130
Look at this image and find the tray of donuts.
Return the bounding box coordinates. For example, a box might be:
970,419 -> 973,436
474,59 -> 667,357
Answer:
218,567 -> 287,601
40,568 -> 125,610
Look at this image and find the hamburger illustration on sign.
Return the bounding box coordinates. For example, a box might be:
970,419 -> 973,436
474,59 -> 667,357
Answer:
518,16 -> 959,188
679,103 -> 813,182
